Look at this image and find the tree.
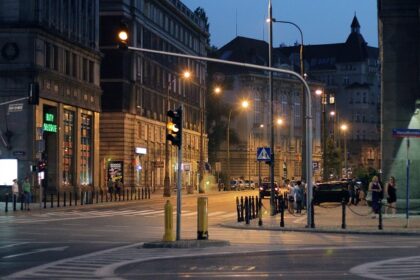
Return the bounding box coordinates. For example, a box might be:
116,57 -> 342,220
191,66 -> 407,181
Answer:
324,136 -> 341,179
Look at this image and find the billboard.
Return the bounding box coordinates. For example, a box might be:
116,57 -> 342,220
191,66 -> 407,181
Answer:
0,159 -> 18,185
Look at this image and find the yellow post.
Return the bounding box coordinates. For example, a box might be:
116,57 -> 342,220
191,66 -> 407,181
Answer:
197,196 -> 208,240
163,200 -> 174,241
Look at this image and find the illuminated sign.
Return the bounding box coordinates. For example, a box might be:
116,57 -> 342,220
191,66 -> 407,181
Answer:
135,147 -> 147,154
43,112 -> 57,133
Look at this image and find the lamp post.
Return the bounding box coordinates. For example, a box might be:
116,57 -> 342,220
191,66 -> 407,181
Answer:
164,71 -> 191,197
227,100 -> 249,184
315,89 -> 328,181
340,123 -> 348,179
271,18 -> 305,182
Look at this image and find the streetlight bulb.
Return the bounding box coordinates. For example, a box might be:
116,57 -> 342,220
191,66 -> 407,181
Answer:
260,124 -> 264,128
276,118 -> 284,125
214,87 -> 221,94
118,31 -> 128,41
183,71 -> 191,79
315,89 -> 323,96
241,100 -> 249,108
330,111 -> 336,116
340,124 -> 348,131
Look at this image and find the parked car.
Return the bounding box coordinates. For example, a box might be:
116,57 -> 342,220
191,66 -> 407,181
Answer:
244,180 -> 256,189
229,179 -> 245,191
313,181 -> 350,204
259,182 -> 279,198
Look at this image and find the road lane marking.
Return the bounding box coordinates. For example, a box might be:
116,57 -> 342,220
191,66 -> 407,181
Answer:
2,246 -> 68,259
0,242 -> 29,249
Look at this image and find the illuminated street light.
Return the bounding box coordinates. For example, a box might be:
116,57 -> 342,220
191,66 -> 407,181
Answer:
214,86 -> 222,95
276,118 -> 284,125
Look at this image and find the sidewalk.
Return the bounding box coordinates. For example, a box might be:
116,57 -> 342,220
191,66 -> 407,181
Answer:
222,203 -> 420,236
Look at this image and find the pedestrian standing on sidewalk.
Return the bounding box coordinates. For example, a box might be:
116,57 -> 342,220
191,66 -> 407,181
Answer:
294,181 -> 304,214
369,176 -> 382,218
386,176 -> 397,215
22,176 -> 31,211
12,179 -> 19,199
286,179 -> 294,214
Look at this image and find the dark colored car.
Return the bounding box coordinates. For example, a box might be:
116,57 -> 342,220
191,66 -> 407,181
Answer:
259,182 -> 279,199
313,181 -> 350,204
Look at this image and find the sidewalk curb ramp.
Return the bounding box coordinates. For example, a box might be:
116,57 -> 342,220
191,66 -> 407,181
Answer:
143,239 -> 230,249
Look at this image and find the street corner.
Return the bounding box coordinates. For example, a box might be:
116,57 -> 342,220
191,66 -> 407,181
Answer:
142,239 -> 230,249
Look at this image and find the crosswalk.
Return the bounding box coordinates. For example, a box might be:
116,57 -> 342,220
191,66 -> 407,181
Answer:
350,255 -> 420,280
0,209 -> 238,224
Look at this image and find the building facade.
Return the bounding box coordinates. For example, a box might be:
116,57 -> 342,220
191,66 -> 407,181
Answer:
209,37 -> 323,183
378,0 -> 420,199
0,0 -> 101,194
280,16 -> 381,178
99,0 -> 209,191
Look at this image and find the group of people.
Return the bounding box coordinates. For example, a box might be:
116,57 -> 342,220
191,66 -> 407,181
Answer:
285,179 -> 306,214
368,175 -> 397,218
11,177 -> 32,211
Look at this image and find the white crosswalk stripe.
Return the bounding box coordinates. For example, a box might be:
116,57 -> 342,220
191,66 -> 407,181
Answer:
350,255 -> 420,279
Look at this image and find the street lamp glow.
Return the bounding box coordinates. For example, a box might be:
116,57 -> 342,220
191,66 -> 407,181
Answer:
118,30 -> 128,41
241,100 -> 249,108
330,111 -> 336,116
182,71 -> 191,79
259,124 -> 264,128
214,86 -> 222,94
340,124 -> 348,131
276,118 -> 284,125
315,89 -> 323,96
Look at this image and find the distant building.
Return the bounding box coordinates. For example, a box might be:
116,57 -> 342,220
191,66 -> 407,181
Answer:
209,36 -> 323,182
0,1 -> 101,193
99,0 -> 209,190
378,0 -> 420,198
279,15 -> 381,177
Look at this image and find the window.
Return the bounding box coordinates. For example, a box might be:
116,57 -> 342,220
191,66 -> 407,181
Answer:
82,58 -> 88,81
89,61 -> 94,83
53,45 -> 59,71
72,53 -> 78,78
65,50 -> 71,75
45,42 -> 51,68
63,110 -> 75,185
80,114 -> 92,185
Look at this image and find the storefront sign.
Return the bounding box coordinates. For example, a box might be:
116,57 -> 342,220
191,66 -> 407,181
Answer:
135,147 -> 147,154
108,161 -> 123,182
43,112 -> 57,133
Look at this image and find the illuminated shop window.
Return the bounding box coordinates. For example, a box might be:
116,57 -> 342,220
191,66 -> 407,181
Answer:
63,110 -> 75,185
80,114 -> 92,185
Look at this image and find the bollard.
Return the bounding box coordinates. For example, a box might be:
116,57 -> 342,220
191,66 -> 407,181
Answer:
197,196 -> 209,240
127,189 -> 130,200
122,189 -> 125,201
255,196 -> 259,217
163,200 -> 174,241
69,192 -> 72,206
252,196 -> 256,219
114,191 -> 117,202
258,197 -> 263,226
130,189 -> 133,201
101,190 -> 104,203
240,196 -> 244,222
341,197 -> 346,229
74,192 -> 77,206
148,188 -> 151,199
141,188 -> 144,200
81,192 -> 84,205
5,194 -> 9,212
96,191 -> 99,204
50,193 -> 54,208
57,192 -> 60,208
280,197 -> 285,227
245,197 -> 250,225
378,200 -> 383,230
118,191 -> 121,202
13,194 -> 16,211
311,199 -> 315,228
20,193 -> 24,210
236,197 -> 241,222
64,192 -> 67,207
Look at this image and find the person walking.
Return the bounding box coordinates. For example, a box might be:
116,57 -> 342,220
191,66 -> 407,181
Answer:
369,176 -> 383,218
386,176 -> 397,215
12,179 -> 19,202
22,177 -> 31,211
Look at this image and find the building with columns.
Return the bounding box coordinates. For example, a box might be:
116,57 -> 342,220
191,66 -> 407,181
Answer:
99,0 -> 209,191
0,0 -> 101,194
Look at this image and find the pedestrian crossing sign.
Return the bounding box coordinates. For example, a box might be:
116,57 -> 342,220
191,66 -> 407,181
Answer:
257,147 -> 271,161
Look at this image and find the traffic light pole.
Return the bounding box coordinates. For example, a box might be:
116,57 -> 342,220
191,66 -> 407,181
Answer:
176,105 -> 184,241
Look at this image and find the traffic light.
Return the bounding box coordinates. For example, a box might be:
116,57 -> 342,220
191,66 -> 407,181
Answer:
38,160 -> 47,172
28,82 -> 39,105
117,22 -> 129,50
167,107 -> 183,147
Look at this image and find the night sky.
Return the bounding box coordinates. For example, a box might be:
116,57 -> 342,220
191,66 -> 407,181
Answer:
182,0 -> 378,48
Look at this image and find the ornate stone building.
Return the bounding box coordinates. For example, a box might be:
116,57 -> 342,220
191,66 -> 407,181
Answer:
99,0 -> 209,190
378,0 -> 420,198
0,1 -> 101,194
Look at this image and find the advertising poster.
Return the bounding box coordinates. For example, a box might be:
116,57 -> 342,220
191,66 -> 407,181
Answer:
108,161 -> 123,182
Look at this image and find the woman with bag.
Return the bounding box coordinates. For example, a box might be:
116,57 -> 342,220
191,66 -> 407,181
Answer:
369,176 -> 382,218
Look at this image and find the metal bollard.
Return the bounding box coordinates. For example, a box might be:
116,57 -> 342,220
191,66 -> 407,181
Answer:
101,190 -> 104,203
197,196 -> 209,240
74,192 -> 77,206
69,192 -> 72,206
148,188 -> 151,199
64,192 -> 67,207
13,194 -> 16,211
5,194 -> 9,212
258,197 -> 263,226
280,197 -> 285,227
57,192 -> 60,208
127,189 -> 130,200
163,200 -> 174,241
20,193 -> 24,210
252,196 -> 256,219
50,193 -> 54,208
122,189 -> 125,201
81,192 -> 84,205
114,191 -> 117,202
96,191 -> 99,204
240,196 -> 244,222
378,200 -> 383,230
141,188 -> 144,199
245,196 -> 249,225
341,197 -> 346,229
311,199 -> 315,228
118,191 -> 121,201
236,197 -> 241,222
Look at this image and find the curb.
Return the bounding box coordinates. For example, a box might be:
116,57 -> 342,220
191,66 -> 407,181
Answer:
220,223 -> 420,236
143,239 -> 230,249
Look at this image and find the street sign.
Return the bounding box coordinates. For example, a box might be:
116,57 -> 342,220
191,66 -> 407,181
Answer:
8,103 -> 23,113
392,128 -> 420,138
257,147 -> 271,161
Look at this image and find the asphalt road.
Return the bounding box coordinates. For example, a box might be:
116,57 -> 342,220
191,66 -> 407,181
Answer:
1,190 -> 420,279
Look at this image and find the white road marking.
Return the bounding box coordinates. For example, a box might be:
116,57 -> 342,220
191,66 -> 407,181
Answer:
0,242 -> 29,249
2,246 -> 68,259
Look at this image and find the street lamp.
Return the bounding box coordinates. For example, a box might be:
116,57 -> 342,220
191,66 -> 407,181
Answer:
214,86 -> 222,95
164,70 -> 191,197
316,89 -> 328,181
340,123 -> 349,179
227,99 -> 250,183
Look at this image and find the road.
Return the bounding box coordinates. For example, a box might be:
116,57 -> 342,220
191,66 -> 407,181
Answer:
1,190 -> 420,279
